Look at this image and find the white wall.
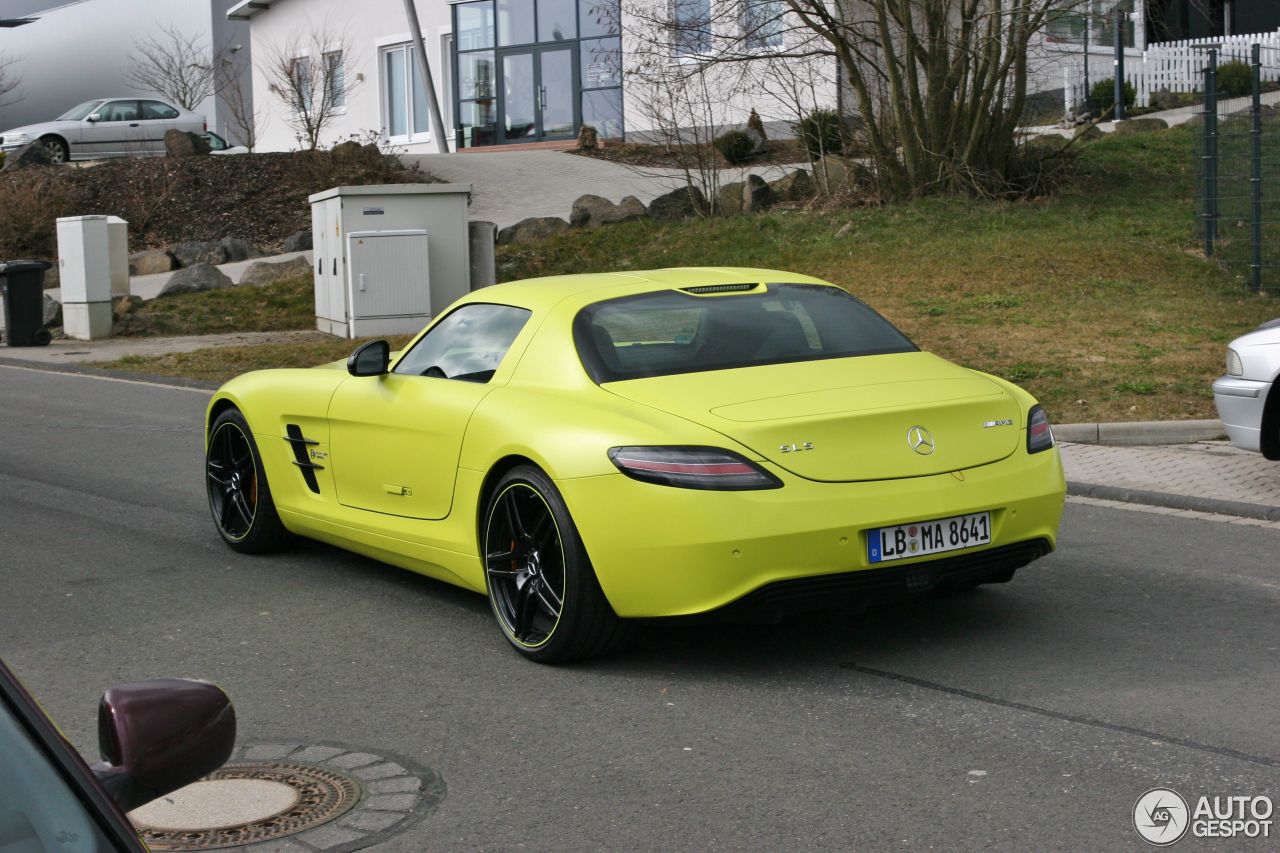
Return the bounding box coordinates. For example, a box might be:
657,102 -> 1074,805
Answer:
243,0 -> 454,152
0,0 -> 250,137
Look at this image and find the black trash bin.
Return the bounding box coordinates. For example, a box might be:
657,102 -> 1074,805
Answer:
0,260 -> 53,347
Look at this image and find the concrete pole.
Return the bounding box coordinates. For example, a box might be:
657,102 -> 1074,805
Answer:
402,0 -> 450,153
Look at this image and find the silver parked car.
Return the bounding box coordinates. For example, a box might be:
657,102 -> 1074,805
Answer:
0,97 -> 205,162
1212,318 -> 1280,457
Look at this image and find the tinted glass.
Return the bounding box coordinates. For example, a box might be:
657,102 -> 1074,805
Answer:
140,100 -> 180,119
98,101 -> 140,122
56,100 -> 104,121
394,303 -> 531,382
574,284 -> 917,382
538,0 -> 577,41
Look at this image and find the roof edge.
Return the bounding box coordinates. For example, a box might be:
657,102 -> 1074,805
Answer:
227,0 -> 275,21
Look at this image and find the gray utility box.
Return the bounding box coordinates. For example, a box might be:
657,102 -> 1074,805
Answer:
309,183 -> 471,339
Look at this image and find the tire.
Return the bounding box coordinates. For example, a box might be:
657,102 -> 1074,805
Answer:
481,465 -> 632,663
205,407 -> 289,553
39,135 -> 68,164
32,328 -> 52,347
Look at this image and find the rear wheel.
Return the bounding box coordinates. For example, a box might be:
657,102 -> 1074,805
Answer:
206,408 -> 289,553
482,465 -> 631,663
39,135 -> 68,164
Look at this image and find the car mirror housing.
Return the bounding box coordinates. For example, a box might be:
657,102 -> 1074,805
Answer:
86,114 -> 101,123
90,678 -> 235,813
348,340 -> 391,376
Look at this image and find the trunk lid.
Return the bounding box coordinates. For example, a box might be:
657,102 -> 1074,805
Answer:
603,352 -> 1022,481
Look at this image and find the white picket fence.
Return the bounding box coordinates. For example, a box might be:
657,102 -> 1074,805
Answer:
1062,30 -> 1280,112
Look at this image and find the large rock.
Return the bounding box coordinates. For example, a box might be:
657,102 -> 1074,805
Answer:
129,249 -> 175,276
219,237 -> 263,263
717,181 -> 746,215
42,292 -> 61,327
1073,124 -> 1105,142
283,230 -> 313,252
647,185 -> 707,221
496,216 -> 571,245
570,194 -> 646,228
769,169 -> 815,201
170,240 -> 228,269
717,175 -> 777,215
1,141 -> 54,171
239,255 -> 313,286
165,129 -> 211,157
157,263 -> 234,297
1113,117 -> 1169,135
814,156 -> 859,191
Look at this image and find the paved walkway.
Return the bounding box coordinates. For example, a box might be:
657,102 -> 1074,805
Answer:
405,152 -> 804,228
1023,89 -> 1280,138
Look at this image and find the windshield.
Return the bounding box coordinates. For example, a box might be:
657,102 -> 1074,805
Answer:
574,284 -> 917,383
55,100 -> 106,121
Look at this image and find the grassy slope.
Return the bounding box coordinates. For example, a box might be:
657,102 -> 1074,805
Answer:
94,127 -> 1276,421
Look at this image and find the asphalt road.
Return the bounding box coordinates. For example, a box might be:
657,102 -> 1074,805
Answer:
1,363 -> 1277,851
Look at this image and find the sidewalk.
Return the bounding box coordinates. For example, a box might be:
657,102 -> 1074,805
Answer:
1022,89 -> 1280,139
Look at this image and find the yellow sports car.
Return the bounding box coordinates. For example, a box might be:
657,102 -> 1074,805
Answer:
205,268 -> 1065,662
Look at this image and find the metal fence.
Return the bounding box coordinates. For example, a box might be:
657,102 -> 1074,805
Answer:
1195,44 -> 1280,293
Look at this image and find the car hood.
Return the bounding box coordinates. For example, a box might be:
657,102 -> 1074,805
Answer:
0,120 -> 74,140
601,352 -> 1023,482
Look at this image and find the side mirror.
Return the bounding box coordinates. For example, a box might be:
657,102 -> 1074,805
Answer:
86,114 -> 101,123
90,678 -> 235,813
347,339 -> 390,376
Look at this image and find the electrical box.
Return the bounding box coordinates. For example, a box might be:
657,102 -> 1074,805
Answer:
56,215 -> 115,339
308,183 -> 471,339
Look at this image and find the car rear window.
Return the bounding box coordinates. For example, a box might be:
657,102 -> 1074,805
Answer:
573,284 -> 916,383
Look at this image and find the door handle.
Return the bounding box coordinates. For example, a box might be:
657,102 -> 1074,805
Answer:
317,258 -> 322,274
129,123 -> 140,127
539,86 -> 547,111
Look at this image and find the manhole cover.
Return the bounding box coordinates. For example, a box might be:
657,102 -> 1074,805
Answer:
131,762 -> 360,851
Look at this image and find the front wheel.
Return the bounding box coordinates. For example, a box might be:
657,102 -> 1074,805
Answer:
39,135 -> 68,164
482,466 -> 631,663
206,408 -> 289,553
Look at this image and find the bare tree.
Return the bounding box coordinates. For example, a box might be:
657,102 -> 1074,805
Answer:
627,0 -> 1090,199
0,52 -> 22,109
216,52 -> 263,150
124,24 -> 223,110
261,23 -> 357,150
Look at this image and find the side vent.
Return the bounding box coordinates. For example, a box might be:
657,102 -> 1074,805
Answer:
283,425 -> 322,494
679,283 -> 762,295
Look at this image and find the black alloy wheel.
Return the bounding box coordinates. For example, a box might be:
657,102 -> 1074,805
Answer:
206,408 -> 288,553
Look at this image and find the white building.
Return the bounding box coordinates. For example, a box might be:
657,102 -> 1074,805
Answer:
0,0 -> 251,140
228,0 -> 839,152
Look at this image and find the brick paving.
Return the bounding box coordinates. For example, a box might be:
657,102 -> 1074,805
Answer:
1060,440 -> 1280,510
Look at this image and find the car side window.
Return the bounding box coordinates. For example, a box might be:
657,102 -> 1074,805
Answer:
141,101 -> 180,120
393,303 -> 531,383
98,101 -> 139,122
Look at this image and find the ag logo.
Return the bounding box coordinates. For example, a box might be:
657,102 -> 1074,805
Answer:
1134,788 -> 1190,845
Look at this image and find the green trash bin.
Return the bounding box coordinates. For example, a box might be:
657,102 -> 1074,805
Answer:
0,260 -> 53,347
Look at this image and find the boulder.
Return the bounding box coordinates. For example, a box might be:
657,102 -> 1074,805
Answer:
1113,117 -> 1169,135
814,156 -> 858,191
40,262 -> 59,290
129,249 -> 175,276
169,240 -> 228,268
647,185 -> 707,221
157,263 -> 234,297
219,237 -> 263,263
1073,124 -> 1105,142
42,292 -> 61,327
283,230 -> 313,252
164,129 -> 211,157
239,255 -> 313,286
741,174 -> 776,213
569,194 -> 646,228
496,216 -> 571,245
768,169 -> 815,201
717,181 -> 746,215
112,295 -> 141,317
330,140 -> 363,161
1,141 -> 54,171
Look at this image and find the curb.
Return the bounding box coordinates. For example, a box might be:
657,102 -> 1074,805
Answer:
1067,480 -> 1280,521
1054,419 -> 1224,446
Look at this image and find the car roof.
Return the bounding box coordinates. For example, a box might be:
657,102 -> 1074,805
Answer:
465,267 -> 833,312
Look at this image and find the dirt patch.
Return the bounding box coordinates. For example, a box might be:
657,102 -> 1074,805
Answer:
0,148 -> 439,261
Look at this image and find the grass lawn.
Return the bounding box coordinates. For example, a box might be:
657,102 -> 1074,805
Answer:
112,275 -> 315,336
92,126 -> 1276,422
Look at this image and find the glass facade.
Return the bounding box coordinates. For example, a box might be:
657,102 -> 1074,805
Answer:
452,0 -> 622,148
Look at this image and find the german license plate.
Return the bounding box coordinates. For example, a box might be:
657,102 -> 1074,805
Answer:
867,511 -> 992,564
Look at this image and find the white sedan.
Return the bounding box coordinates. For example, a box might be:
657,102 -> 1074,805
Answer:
1213,319 -> 1280,457
0,97 -> 205,162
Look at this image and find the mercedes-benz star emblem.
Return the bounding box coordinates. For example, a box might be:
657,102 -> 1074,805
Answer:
906,425 -> 935,455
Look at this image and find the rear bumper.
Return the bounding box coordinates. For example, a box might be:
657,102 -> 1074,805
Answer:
558,447 -> 1065,618
1212,375 -> 1270,452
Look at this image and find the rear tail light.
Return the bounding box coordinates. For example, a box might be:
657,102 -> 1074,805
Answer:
203,120 -> 208,132
1026,406 -> 1055,454
608,446 -> 782,490
1227,347 -> 1244,376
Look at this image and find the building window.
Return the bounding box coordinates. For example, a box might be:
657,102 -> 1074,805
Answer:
672,0 -> 712,56
742,0 -> 785,50
1046,0 -> 1136,49
290,56 -> 312,112
325,50 -> 346,109
381,44 -> 432,141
